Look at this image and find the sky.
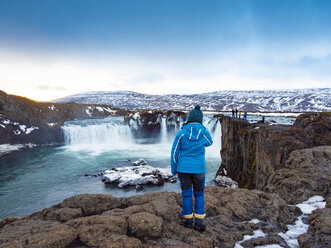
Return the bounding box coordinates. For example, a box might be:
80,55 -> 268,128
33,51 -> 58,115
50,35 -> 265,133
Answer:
0,0 -> 330,101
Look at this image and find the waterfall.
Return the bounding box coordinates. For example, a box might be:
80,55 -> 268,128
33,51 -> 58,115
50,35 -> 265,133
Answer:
160,117 -> 168,143
62,117 -> 134,151
61,115 -> 221,158
204,117 -> 222,158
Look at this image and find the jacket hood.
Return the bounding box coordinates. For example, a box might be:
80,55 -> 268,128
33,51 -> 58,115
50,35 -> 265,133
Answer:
182,123 -> 205,140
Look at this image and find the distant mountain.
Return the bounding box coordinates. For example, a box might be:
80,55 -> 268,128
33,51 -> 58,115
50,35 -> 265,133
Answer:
54,88 -> 331,112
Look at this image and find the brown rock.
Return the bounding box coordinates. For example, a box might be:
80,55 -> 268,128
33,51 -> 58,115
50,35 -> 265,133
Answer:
128,211 -> 163,238
45,207 -> 83,222
66,215 -> 128,247
0,219 -> 77,248
265,146 -> 331,204
60,194 -> 125,216
99,234 -> 142,248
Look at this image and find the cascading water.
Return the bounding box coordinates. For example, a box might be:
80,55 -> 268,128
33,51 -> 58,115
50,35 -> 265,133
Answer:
161,117 -> 168,144
62,117 -> 135,152
62,115 -> 222,158
204,117 -> 222,158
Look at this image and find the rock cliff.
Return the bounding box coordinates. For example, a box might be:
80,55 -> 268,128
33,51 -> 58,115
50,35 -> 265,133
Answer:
0,90 -> 126,145
217,113 -> 331,190
217,113 -> 331,247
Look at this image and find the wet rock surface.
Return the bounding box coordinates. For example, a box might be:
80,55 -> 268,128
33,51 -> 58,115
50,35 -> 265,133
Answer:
0,187 -> 300,248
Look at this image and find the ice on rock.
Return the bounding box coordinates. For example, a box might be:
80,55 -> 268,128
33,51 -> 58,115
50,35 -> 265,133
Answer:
132,159 -> 147,166
0,143 -> 36,156
96,106 -> 104,112
214,175 -> 238,188
103,163 -> 173,188
25,126 -> 39,134
234,229 -> 267,248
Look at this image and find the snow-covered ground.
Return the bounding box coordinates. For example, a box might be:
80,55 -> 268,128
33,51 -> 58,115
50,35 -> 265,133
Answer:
0,144 -> 36,156
234,195 -> 326,248
54,88 -> 331,112
278,195 -> 326,248
0,118 -> 39,135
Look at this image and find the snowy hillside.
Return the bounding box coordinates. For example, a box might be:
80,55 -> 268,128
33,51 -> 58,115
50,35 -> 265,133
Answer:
54,88 -> 331,112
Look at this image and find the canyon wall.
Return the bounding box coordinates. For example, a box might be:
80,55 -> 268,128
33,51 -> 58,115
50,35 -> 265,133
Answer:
217,113 -> 331,190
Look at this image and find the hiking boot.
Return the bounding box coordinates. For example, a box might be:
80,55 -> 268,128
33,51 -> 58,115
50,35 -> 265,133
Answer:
194,218 -> 206,232
183,218 -> 194,228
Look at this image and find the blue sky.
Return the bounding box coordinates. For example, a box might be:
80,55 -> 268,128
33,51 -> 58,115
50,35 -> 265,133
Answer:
0,0 -> 330,100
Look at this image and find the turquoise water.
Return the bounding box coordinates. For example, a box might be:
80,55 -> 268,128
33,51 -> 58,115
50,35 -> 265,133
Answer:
0,116 -> 221,219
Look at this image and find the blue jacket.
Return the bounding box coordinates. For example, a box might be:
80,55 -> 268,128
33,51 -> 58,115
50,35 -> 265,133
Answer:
171,123 -> 213,175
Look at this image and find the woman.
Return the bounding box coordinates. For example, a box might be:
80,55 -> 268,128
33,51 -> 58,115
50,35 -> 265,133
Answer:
171,105 -> 213,231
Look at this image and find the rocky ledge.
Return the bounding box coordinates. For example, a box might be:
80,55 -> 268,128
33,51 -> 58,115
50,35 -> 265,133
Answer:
1,187 -> 303,248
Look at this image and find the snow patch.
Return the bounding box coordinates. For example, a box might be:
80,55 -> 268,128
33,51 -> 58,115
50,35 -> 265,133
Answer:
277,195 -> 326,248
86,107 -> 93,116
48,105 -> 56,110
0,143 -> 36,156
25,126 -> 39,134
103,107 -> 117,114
96,106 -> 104,112
234,229 -> 267,248
246,219 -> 261,224
255,245 -> 283,248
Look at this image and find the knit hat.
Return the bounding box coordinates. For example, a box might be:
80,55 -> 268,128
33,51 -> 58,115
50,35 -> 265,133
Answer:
187,105 -> 203,124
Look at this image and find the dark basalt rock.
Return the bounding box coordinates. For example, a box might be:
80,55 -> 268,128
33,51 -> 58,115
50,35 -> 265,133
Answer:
124,110 -> 163,140
0,188 -> 300,248
166,110 -> 187,134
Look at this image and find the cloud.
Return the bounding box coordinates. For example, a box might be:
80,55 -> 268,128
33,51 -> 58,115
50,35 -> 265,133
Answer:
37,85 -> 66,91
128,73 -> 166,84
